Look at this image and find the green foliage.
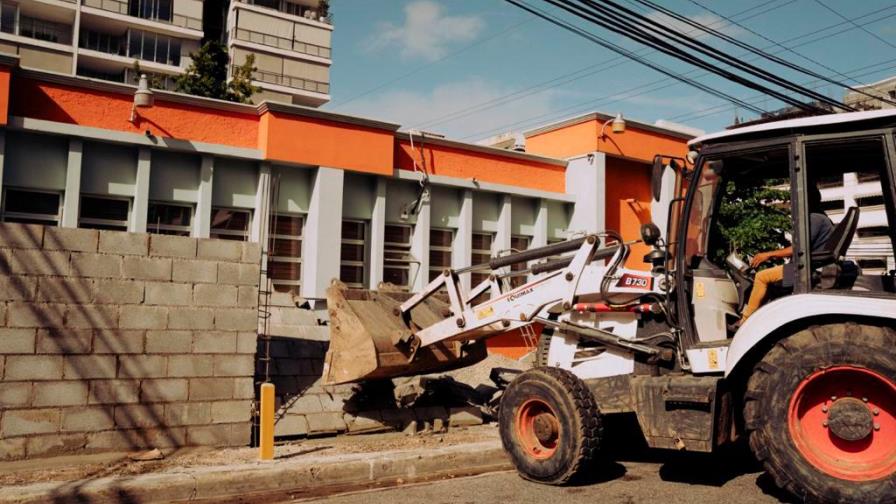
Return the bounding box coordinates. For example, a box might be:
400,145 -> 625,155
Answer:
319,0 -> 331,22
175,41 -> 258,103
131,61 -> 164,89
710,177 -> 792,265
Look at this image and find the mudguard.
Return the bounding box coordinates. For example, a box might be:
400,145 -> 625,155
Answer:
725,293 -> 896,377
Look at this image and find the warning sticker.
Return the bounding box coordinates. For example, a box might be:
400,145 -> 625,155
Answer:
476,306 -> 495,320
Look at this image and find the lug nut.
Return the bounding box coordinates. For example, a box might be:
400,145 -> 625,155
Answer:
874,423 -> 881,431
823,421 -> 829,428
873,408 -> 880,416
831,396 -> 837,401
862,397 -> 869,402
821,406 -> 828,413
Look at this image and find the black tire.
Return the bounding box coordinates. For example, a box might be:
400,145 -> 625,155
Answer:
744,322 -> 896,503
499,366 -> 602,484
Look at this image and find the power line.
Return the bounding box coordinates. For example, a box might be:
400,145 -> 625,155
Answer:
814,0 -> 896,50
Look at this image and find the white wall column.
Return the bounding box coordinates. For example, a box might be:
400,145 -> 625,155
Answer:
496,194 -> 512,275
453,189 -> 474,293
194,155 -> 214,238
533,199 -> 548,248
566,152 -> 605,234
0,131 -> 5,197
251,163 -> 271,245
368,178 -> 386,289
131,147 -> 151,233
302,167 -> 344,300
61,139 -> 83,228
410,192 -> 431,292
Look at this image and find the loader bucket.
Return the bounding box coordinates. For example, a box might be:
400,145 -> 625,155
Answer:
322,282 -> 487,385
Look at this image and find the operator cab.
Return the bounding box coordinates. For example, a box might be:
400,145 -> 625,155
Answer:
655,115 -> 896,351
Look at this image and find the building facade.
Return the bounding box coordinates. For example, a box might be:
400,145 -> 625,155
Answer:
844,75 -> 896,111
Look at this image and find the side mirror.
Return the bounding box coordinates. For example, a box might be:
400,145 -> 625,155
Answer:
651,156 -> 664,202
640,222 -> 661,246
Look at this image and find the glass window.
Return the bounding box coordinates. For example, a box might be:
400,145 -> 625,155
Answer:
127,29 -> 180,66
2,188 -> 62,226
509,235 -> 531,288
147,201 -> 192,236
79,195 -> 130,231
340,220 -> 367,288
429,229 -> 453,282
210,207 -> 252,241
471,232 -> 494,287
268,213 -> 303,292
384,224 -> 413,289
0,1 -> 16,35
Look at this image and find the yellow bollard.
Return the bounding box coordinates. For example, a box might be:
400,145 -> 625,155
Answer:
259,382 -> 275,461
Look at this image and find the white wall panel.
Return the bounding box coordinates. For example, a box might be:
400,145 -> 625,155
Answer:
511,196 -> 537,237
342,173 -> 375,219
81,141 -> 137,197
274,165 -> 312,214
4,131 -> 68,190
150,150 -> 200,202
472,192 -> 500,232
213,157 -> 257,208
430,186 -> 461,228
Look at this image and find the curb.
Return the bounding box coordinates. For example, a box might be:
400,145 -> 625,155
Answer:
0,440 -> 512,503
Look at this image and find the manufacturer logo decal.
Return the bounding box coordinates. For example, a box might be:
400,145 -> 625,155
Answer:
508,287 -> 534,302
615,273 -> 653,290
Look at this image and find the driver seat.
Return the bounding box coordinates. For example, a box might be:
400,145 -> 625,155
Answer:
812,206 -> 860,289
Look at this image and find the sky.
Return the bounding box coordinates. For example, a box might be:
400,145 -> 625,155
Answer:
325,0 -> 896,141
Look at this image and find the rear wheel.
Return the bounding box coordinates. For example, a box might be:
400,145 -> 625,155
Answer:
744,322 -> 896,503
499,367 -> 602,484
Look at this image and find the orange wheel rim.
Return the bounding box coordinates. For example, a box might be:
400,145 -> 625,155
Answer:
516,399 -> 561,459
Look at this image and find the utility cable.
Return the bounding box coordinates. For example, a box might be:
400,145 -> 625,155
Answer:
814,0 -> 896,50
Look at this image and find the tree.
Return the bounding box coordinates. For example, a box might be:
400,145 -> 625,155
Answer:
175,41 -> 258,103
710,177 -> 792,265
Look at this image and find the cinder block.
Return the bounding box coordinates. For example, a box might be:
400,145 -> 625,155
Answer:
43,227 -> 99,253
92,279 -> 144,304
0,276 -> 36,301
282,393 -> 323,415
0,438 -> 27,461
118,355 -> 167,378
189,377 -> 234,400
113,404 -> 165,428
85,430 -> 133,451
165,402 -> 211,426
33,381 -> 89,407
61,407 -> 114,432
193,331 -> 236,353
217,263 -> 259,286
119,305 -> 167,330
234,377 -> 254,399
63,355 -> 117,379
317,393 -> 347,413
197,239 -> 242,262
36,277 -> 93,303
140,378 -> 189,402
236,286 -> 257,308
236,332 -> 257,354
99,231 -> 149,256
213,355 -> 254,377
1,249 -> 69,275
168,307 -> 214,330
36,328 -> 91,354
145,282 -> 192,306
146,330 -> 192,353
344,411 -> 391,434
186,424 -> 231,446
449,406 -> 484,427
25,433 -> 87,458
5,355 -> 63,380
274,414 -> 308,437
172,260 -> 217,284
167,355 -> 213,377
70,252 -> 121,278
93,329 -> 145,354
150,234 -> 197,258
122,256 -> 172,281
7,302 -> 66,328
267,325 -> 329,341
89,380 -> 140,404
0,328 -> 36,353
241,243 -> 261,265
193,284 -> 238,307
214,308 -> 257,331
0,382 -> 32,407
305,412 -> 347,434
211,400 -> 251,424
0,222 -> 43,249
1,408 -> 60,436
64,304 -> 119,329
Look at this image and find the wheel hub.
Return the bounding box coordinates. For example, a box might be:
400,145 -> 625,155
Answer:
533,413 -> 559,444
827,397 -> 874,442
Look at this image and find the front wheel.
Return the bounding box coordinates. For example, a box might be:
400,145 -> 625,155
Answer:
744,322 -> 896,503
499,367 -> 603,484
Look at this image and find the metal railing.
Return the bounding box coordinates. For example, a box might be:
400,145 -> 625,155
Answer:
235,0 -> 331,24
245,68 -> 330,94
80,0 -> 203,31
229,27 -> 331,59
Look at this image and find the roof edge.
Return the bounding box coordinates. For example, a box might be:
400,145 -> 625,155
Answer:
523,111 -> 696,140
395,131 -> 568,167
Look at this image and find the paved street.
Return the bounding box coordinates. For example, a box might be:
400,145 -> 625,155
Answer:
297,449 -> 790,504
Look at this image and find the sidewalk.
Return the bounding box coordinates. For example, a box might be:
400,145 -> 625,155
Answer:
0,426 -> 511,504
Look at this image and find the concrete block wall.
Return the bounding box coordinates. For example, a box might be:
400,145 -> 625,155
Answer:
0,223 -> 260,460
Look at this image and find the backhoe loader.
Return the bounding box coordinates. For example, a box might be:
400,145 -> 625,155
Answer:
322,109 -> 896,503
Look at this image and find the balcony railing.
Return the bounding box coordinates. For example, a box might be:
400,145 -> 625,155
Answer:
80,0 -> 202,31
229,27 -> 331,59
0,13 -> 73,44
242,68 -> 330,94
235,0 -> 331,24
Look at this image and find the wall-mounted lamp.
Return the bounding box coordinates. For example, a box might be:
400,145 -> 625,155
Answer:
129,74 -> 154,123
599,112 -> 626,138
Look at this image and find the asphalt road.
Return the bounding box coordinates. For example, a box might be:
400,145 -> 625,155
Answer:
295,448 -> 792,504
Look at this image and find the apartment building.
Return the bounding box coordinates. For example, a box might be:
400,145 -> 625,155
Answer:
0,0 -> 202,89
225,0 -> 331,107
0,0 -> 331,107
844,75 -> 896,111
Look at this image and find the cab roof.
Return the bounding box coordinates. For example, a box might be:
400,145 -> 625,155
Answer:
689,108 -> 896,148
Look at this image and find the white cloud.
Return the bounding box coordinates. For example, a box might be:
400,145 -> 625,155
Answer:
340,78 -> 558,140
368,1 -> 485,61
